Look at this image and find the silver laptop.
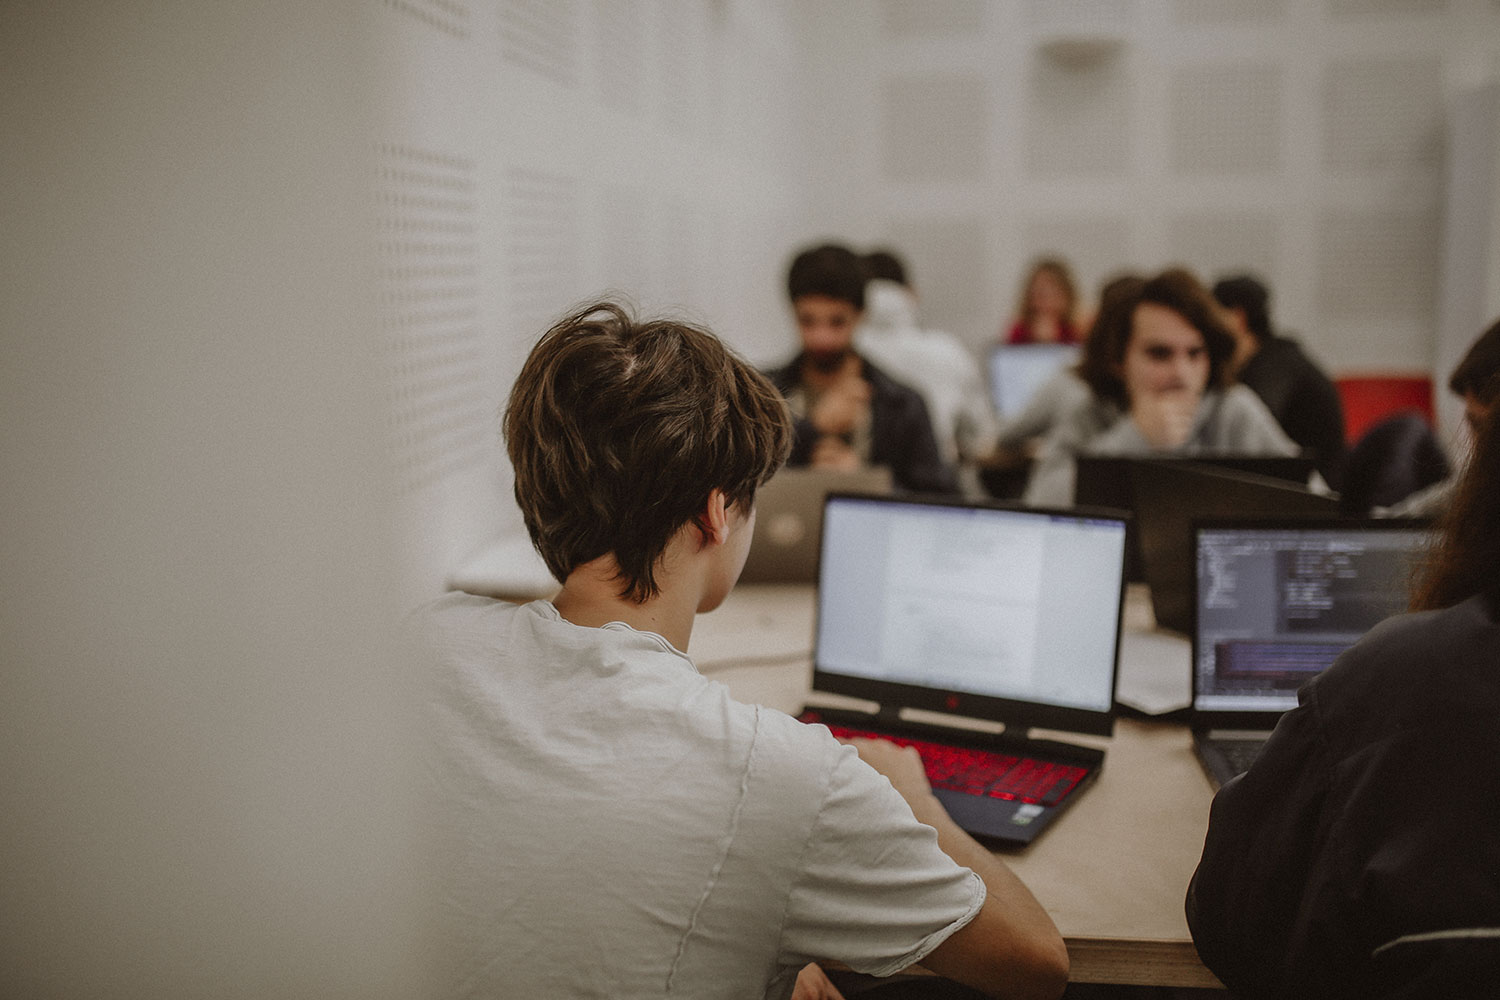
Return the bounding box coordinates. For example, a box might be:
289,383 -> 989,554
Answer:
800,493 -> 1128,846
1190,517 -> 1433,788
737,466 -> 893,584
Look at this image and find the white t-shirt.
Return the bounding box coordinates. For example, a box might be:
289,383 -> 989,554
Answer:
420,594 -> 985,1000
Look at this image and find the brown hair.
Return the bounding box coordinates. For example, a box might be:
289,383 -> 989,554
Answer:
1081,268 -> 1235,408
1015,257 -> 1078,328
505,300 -> 792,602
1448,315 -> 1500,402
1411,371 -> 1500,613
1076,274 -> 1145,406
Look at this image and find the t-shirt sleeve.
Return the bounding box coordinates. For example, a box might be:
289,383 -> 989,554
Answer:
777,746 -> 986,977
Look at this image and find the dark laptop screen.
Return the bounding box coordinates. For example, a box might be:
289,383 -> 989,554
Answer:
814,495 -> 1126,734
1192,520 -> 1433,716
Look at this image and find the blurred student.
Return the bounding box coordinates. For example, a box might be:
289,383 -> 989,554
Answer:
419,301 -> 1068,1000
1002,257 -> 1080,345
1186,372 -> 1500,1000
856,248 -> 999,466
1212,274 -> 1346,489
1023,268 -> 1295,507
1379,316 -> 1500,517
991,274 -> 1142,458
767,244 -> 956,494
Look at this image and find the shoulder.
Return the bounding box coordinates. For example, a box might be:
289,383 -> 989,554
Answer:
765,357 -> 801,393
1310,596 -> 1500,738
1053,390 -> 1117,437
862,358 -> 932,415
1208,386 -> 1296,447
1266,335 -> 1317,366
862,357 -> 917,396
750,709 -> 854,790
1217,383 -> 1273,414
414,590 -> 527,644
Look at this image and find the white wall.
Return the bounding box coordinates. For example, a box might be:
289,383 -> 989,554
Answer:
373,0 -> 817,600
1,4 -> 430,997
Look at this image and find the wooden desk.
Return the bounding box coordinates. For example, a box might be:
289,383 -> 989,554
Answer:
692,583 -> 1224,990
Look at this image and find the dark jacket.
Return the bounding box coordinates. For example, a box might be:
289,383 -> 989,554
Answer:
1238,335 -> 1347,489
1186,594 -> 1500,999
765,354 -> 957,495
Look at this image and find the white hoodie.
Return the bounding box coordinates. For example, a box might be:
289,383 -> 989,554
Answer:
856,279 -> 998,464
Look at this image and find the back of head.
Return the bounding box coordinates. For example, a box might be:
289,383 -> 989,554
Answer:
1211,274 -> 1273,342
505,301 -> 792,602
1413,372 -> 1500,612
1448,316 -> 1500,402
787,243 -> 866,310
863,248 -> 909,287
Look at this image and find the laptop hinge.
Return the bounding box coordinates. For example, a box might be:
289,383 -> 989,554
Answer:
875,703 -> 905,730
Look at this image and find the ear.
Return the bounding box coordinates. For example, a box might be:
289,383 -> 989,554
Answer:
697,489 -> 730,548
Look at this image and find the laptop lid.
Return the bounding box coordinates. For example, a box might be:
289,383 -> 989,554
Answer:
738,466 -> 894,584
1190,517 -> 1434,732
1129,461 -> 1341,634
813,493 -> 1127,738
1073,456 -> 1315,585
988,343 -> 1079,419
1074,454 -> 1315,510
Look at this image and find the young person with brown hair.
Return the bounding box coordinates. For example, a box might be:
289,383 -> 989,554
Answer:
1186,372 -> 1500,999
419,301 -> 1068,1000
1211,274 -> 1347,489
1002,258 -> 1080,346
1023,268 -> 1296,506
766,244 -> 957,495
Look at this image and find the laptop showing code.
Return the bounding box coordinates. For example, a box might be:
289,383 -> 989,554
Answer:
1193,520 -> 1432,715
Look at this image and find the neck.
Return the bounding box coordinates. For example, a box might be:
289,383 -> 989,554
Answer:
551,554 -> 702,652
1230,334 -> 1260,375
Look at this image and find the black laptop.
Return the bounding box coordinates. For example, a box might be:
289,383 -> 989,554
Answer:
1074,454 -> 1316,582
798,492 -> 1129,847
1129,460 -> 1341,635
1189,517 -> 1433,788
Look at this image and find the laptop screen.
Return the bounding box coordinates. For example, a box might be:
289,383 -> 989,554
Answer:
814,494 -> 1126,735
1192,520 -> 1433,717
988,343 -> 1079,418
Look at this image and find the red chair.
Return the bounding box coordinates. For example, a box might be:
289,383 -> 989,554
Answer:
1334,374 -> 1435,446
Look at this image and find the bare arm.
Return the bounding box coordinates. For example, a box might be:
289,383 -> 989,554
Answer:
841,739 -> 1069,1000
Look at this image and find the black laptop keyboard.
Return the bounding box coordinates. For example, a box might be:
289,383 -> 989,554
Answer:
804,717 -> 1088,807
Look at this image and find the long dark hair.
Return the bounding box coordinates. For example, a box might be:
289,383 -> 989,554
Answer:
1411,373 -> 1500,612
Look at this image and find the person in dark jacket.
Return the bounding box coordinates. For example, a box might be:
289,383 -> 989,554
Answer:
1185,372 -> 1500,1000
1212,274 -> 1347,489
766,243 -> 956,494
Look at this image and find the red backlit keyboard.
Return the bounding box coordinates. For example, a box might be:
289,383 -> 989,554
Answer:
811,720 -> 1089,807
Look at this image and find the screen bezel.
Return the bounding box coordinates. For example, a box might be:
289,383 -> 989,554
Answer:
810,492 -> 1127,738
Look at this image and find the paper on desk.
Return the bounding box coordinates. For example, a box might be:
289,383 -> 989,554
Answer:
1115,629 -> 1192,715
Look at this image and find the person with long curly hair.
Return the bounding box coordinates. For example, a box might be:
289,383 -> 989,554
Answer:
1187,369 -> 1500,999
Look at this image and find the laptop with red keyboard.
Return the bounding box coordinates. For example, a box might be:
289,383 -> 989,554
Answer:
798,493 -> 1128,847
